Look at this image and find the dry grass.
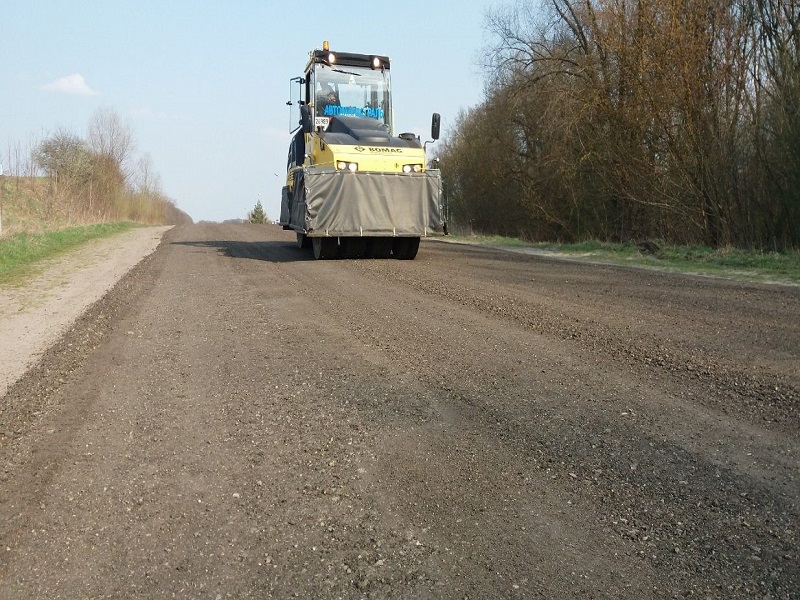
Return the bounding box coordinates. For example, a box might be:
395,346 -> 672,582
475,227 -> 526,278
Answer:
0,175 -> 186,237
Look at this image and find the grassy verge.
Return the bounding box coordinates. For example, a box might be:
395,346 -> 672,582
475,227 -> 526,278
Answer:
448,235 -> 800,285
0,222 -> 137,286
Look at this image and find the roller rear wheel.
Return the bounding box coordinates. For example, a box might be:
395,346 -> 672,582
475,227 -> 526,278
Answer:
340,237 -> 367,259
392,237 -> 420,260
366,237 -> 393,259
312,237 -> 339,260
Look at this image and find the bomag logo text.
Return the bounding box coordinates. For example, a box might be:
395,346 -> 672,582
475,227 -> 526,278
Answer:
353,146 -> 404,154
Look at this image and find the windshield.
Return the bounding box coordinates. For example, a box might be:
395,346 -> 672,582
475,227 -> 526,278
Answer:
313,63 -> 392,131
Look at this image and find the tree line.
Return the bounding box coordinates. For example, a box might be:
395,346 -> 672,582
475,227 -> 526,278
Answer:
438,0 -> 799,250
3,108 -> 190,230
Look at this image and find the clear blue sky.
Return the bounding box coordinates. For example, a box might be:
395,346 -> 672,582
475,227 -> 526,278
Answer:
1,1 -> 505,222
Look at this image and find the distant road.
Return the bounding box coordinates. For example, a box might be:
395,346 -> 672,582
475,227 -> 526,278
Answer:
1,223 -> 797,598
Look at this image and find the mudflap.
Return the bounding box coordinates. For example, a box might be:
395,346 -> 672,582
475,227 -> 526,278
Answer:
296,168 -> 445,237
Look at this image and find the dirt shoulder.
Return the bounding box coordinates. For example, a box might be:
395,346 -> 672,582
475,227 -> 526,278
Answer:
0,226 -> 172,398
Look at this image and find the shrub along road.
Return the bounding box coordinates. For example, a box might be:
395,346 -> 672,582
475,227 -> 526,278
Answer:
0,223 -> 797,598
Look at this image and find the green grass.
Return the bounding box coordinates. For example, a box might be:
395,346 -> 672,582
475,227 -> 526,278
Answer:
0,222 -> 136,286
451,234 -> 533,248
448,234 -> 800,285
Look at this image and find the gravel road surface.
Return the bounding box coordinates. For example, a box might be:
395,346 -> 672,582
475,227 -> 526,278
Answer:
0,223 -> 797,598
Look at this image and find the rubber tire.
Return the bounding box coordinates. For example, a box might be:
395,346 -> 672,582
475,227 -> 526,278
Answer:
340,237 -> 367,259
312,236 -> 339,260
392,237 -> 420,260
297,232 -> 311,249
366,237 -> 393,259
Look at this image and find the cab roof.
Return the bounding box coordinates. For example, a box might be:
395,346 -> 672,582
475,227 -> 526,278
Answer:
308,48 -> 391,71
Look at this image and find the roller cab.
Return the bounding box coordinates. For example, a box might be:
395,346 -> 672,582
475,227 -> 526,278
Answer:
279,41 -> 444,259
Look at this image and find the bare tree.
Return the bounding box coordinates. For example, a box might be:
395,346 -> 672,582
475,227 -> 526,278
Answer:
441,0 -> 800,248
6,108 -> 187,229
134,153 -> 162,195
750,0 -> 800,247
87,108 -> 135,176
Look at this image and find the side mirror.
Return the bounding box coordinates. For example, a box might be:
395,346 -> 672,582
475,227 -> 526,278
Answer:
300,105 -> 313,134
431,113 -> 441,141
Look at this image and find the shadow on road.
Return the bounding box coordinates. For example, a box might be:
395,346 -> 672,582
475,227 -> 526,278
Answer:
171,240 -> 313,263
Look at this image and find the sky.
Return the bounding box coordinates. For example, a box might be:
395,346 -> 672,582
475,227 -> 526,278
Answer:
1,0 -> 507,223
